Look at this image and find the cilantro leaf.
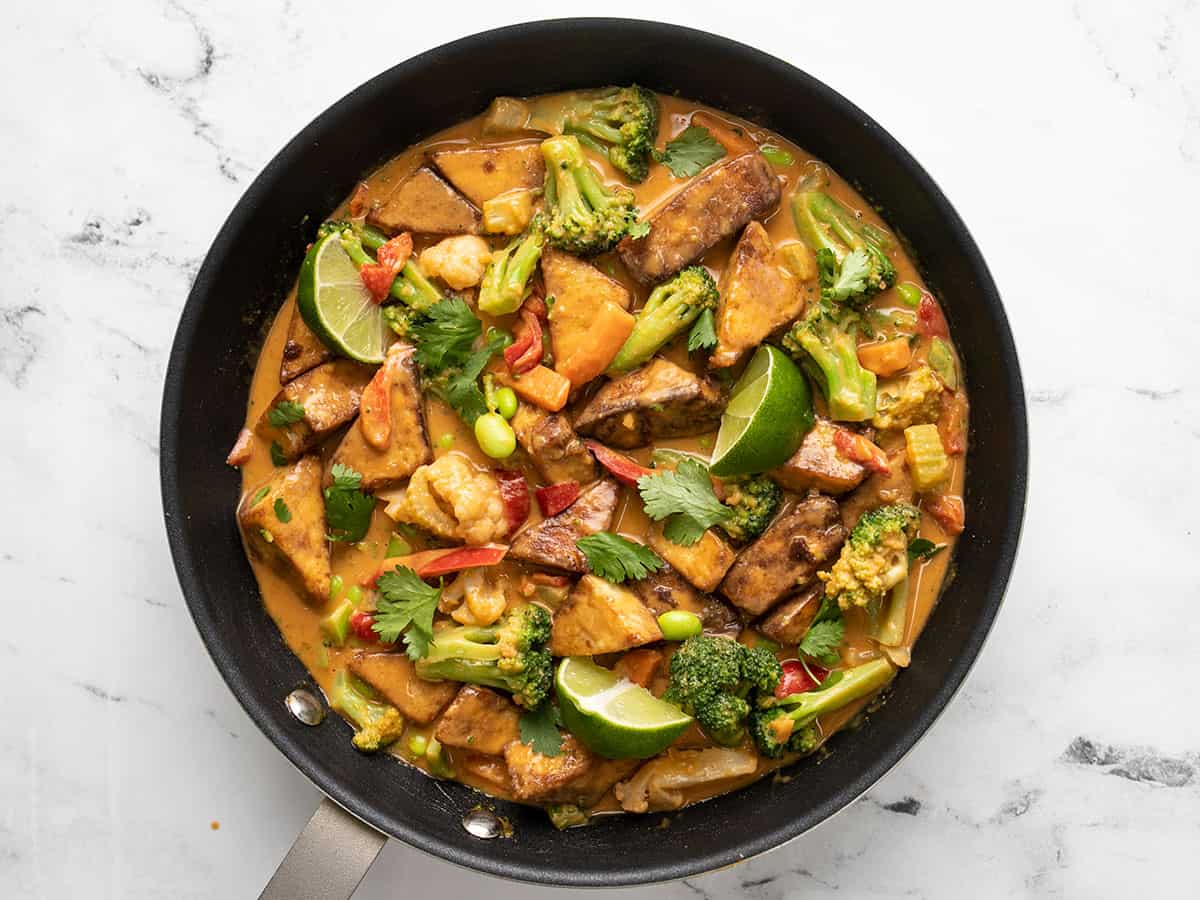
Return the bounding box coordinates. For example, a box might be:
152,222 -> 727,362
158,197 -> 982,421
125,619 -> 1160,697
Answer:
907,538 -> 945,562
637,459 -> 731,546
411,298 -> 482,373
519,701 -> 564,757
324,462 -> 374,543
372,565 -> 441,660
821,247 -> 871,303
577,532 -> 664,583
269,441 -> 287,467
687,307 -> 718,352
653,125 -> 727,178
273,497 -> 291,523
627,220 -> 651,240
798,619 -> 845,667
267,400 -> 306,427
432,328 -> 512,426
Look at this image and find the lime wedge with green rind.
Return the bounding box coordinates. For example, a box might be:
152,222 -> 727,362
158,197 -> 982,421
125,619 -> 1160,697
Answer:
709,344 -> 813,477
555,657 -> 692,759
297,232 -> 390,365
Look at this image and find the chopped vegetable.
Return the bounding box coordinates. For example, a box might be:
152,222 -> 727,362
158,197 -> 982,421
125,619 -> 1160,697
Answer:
904,423 -> 951,491
536,481 -> 581,517
495,469 -> 530,534
832,428 -> 890,475
491,363 -> 571,413
585,440 -> 653,487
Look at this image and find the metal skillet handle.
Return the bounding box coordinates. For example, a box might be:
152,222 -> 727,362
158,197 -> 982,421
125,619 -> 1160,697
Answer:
260,797 -> 387,900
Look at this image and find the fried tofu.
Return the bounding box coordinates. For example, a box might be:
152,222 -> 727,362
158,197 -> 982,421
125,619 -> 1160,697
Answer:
647,525 -> 736,593
429,142 -> 544,207
710,221 -> 805,369
434,686 -> 521,755
549,574 -> 663,656
508,478 -> 619,572
510,402 -> 596,485
632,565 -> 740,635
574,359 -> 725,450
237,456 -> 330,604
348,652 -> 458,725
330,345 -> 431,491
720,495 -> 846,615
505,734 -> 595,802
541,247 -> 635,388
757,583 -> 824,645
255,361 -> 372,461
280,302 -> 332,384
618,151 -> 782,284
368,167 -> 481,235
770,419 -> 868,495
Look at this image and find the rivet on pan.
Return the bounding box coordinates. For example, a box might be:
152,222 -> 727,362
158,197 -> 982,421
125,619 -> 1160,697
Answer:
285,688 -> 325,726
462,807 -> 503,839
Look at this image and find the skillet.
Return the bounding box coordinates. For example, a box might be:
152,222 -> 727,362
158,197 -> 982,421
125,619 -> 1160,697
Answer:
160,18 -> 1027,892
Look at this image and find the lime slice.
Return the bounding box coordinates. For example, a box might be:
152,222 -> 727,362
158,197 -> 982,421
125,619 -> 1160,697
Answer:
555,658 -> 692,759
709,344 -> 813,477
297,232 -> 390,365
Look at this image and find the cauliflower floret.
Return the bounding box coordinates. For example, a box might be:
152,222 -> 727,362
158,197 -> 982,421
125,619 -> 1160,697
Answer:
871,366 -> 944,432
444,568 -> 509,626
384,453 -> 507,545
819,503 -> 920,609
419,235 -> 492,290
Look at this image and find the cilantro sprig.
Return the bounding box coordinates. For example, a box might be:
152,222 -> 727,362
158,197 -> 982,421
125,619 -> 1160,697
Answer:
518,701 -> 565,757
267,400 -> 306,427
372,565 -> 441,660
577,532 -> 663,583
653,125 -> 727,178
798,596 -> 845,667
907,538 -> 945,562
687,307 -> 718,352
637,458 -> 731,546
431,328 -> 512,425
410,297 -> 481,372
324,463 -> 374,543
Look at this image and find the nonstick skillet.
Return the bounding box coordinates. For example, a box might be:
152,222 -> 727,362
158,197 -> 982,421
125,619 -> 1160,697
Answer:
160,18 -> 1027,894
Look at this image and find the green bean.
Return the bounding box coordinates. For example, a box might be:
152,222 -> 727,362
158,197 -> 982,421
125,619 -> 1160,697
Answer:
657,610 -> 703,641
759,144 -> 794,167
475,412 -> 516,459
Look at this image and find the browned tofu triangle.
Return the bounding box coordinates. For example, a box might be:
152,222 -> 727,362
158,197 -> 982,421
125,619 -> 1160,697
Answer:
368,166 -> 481,235
348,651 -> 458,725
280,299 -> 333,384
429,142 -> 544,207
255,360 -> 371,461
507,478 -> 619,572
549,574 -> 663,656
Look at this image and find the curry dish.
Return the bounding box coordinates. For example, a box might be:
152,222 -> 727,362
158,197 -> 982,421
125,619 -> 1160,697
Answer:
228,87 -> 968,826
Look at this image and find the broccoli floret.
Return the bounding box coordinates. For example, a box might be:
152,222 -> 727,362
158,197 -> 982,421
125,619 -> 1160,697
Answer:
820,503 -> 920,610
783,302 -> 877,422
541,135 -> 638,255
719,475 -> 782,543
330,671 -> 405,753
792,192 -> 896,307
382,304 -> 422,340
478,216 -> 546,316
751,658 -> 896,758
415,604 -> 552,709
321,220 -> 444,313
663,635 -> 782,746
559,85 -> 659,182
608,267 -> 719,373
872,365 -> 945,432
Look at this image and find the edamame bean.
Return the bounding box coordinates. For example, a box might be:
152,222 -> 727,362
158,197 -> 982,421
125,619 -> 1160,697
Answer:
495,386 -> 518,420
475,412 -> 516,459
896,282 -> 922,308
657,610 -> 703,641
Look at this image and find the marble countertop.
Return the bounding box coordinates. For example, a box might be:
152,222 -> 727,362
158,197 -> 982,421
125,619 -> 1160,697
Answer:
3,1 -> 1197,897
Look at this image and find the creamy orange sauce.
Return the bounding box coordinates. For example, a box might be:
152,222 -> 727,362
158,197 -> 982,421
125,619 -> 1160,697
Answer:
236,92 -> 968,811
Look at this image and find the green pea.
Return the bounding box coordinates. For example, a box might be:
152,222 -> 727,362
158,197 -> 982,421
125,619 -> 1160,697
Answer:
475,412 -> 516,459
438,432 -> 455,449
657,610 -> 703,641
386,534 -> 412,558
329,574 -> 344,602
759,144 -> 794,167
408,734 -> 428,757
495,386 -> 518,420
896,282 -> 922,308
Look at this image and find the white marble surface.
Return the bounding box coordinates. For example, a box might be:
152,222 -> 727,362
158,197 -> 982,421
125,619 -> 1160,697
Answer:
3,0 -> 1198,896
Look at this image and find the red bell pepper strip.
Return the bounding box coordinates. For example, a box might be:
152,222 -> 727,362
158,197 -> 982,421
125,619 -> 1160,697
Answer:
495,469 -> 531,536
916,295 -> 949,338
522,292 -> 548,320
584,440 -> 653,487
535,481 -> 581,517
504,308 -> 544,374
349,608 -> 380,643
775,659 -> 829,698
924,494 -> 965,536
371,544 -> 510,584
359,233 -> 413,303
833,428 -> 890,475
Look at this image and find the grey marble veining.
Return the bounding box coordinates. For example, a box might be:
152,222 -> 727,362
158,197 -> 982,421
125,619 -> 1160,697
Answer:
3,0 -> 1199,897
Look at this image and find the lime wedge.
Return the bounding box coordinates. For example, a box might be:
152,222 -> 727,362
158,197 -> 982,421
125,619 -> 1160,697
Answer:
555,658 -> 692,759
297,232 -> 390,365
709,344 -> 813,477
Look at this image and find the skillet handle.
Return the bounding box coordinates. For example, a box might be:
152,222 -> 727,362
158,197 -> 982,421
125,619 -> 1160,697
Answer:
259,797 -> 387,900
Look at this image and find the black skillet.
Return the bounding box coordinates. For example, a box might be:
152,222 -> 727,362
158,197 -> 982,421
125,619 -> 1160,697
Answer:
160,19 -> 1027,893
